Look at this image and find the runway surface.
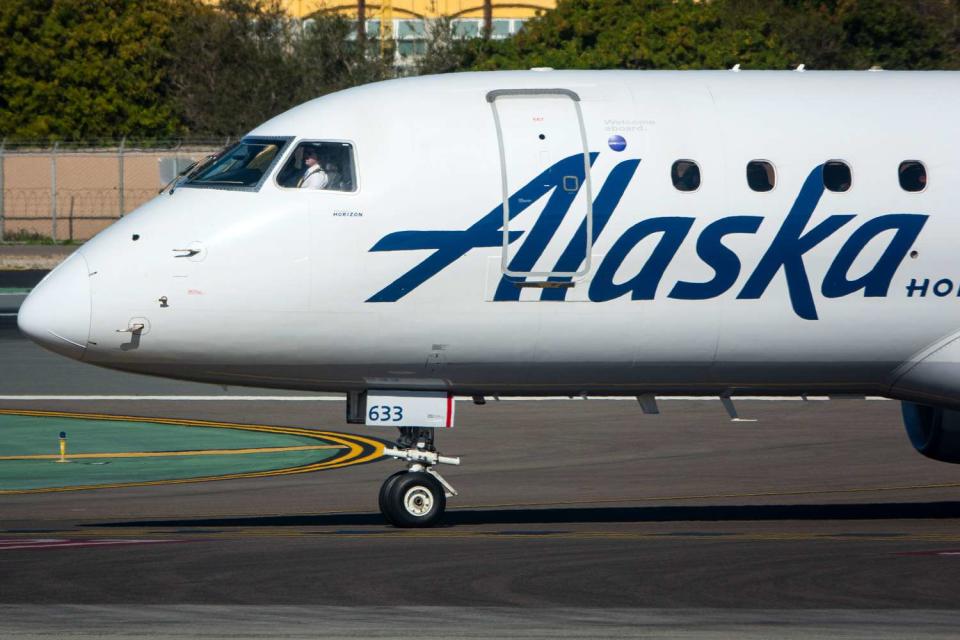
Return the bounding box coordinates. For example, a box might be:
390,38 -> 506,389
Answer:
2,312 -> 960,637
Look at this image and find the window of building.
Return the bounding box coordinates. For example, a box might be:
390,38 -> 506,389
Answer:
276,141 -> 356,192
453,20 -> 479,38
398,20 -> 426,38
899,161 -> 927,192
671,160 -> 701,192
746,160 -> 775,192
492,19 -> 511,37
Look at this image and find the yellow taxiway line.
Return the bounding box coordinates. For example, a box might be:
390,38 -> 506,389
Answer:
0,409 -> 387,494
0,444 -> 346,461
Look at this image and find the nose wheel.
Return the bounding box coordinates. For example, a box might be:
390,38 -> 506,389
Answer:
379,470 -> 446,527
379,428 -> 459,528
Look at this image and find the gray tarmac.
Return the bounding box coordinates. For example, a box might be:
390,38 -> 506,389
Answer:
2,312 -> 960,637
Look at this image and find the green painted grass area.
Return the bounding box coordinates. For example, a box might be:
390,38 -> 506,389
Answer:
0,414 -> 340,491
0,450 -> 338,491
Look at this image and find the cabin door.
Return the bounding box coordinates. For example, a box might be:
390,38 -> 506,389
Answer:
487,89 -> 593,283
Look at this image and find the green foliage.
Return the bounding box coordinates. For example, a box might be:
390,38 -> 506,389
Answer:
416,18 -> 473,75
1,229 -> 75,245
468,0 -> 960,71
0,0 -> 389,142
1,0 -> 958,143
167,0 -> 388,138
0,0 -> 182,141
835,0 -> 960,69
469,0 -> 796,70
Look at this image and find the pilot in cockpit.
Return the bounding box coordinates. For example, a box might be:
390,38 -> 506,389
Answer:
298,145 -> 329,189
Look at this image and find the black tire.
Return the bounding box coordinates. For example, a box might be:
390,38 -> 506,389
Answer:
378,470 -> 407,525
383,471 -> 446,528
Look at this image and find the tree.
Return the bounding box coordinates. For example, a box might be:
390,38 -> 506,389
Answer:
167,0 -> 389,138
469,0 -> 796,71
0,0 -> 181,141
836,0 -> 959,69
466,0 -> 960,72
416,18 -> 473,75
750,0 -> 960,69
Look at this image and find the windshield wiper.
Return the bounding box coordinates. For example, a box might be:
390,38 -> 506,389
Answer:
159,159 -> 199,195
158,153 -> 220,195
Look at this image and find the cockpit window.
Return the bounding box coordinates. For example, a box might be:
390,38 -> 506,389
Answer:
183,137 -> 290,191
277,141 -> 356,192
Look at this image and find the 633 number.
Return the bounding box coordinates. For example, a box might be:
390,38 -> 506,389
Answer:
368,405 -> 404,422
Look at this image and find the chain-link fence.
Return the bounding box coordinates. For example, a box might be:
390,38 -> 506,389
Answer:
0,139 -> 228,242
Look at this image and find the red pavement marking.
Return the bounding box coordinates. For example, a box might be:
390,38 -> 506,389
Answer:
0,538 -> 177,551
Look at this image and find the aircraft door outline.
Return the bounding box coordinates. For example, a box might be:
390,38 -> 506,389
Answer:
487,89 -> 594,280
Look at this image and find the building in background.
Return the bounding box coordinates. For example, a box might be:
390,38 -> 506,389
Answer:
280,0 -> 555,60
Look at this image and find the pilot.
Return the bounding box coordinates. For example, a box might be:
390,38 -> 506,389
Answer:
298,145 -> 329,189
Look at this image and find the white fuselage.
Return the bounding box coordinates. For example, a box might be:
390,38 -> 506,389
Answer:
18,70 -> 960,405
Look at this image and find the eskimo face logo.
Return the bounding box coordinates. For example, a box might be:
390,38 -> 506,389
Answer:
367,154 -> 927,320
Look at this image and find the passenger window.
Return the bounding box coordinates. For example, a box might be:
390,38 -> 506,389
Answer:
898,161 -> 926,192
277,141 -> 356,191
671,160 -> 700,192
746,160 -> 775,192
823,160 -> 851,192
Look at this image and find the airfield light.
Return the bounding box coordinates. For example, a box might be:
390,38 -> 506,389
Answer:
57,431 -> 68,463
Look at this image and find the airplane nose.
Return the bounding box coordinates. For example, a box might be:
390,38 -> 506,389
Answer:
17,252 -> 92,360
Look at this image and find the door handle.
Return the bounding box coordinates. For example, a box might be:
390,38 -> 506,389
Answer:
173,248 -> 200,258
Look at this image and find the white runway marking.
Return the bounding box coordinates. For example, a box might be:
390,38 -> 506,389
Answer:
0,394 -> 889,401
0,395 -> 344,401
0,538 -> 176,551
1,605 -> 959,639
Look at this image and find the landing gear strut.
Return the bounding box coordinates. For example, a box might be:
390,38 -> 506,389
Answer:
379,427 -> 460,527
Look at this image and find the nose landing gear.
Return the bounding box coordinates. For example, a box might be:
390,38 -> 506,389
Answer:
379,427 -> 460,527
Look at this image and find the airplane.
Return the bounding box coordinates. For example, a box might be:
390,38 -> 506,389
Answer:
16,69 -> 960,527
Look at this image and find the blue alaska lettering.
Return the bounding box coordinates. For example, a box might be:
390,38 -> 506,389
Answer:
367,153 -> 596,302
589,217 -> 694,301
736,166 -> 855,320
494,154 -> 596,301
668,215 -> 764,300
368,155 -> 929,320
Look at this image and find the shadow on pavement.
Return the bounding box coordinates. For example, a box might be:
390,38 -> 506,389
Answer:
0,269 -> 48,289
91,501 -> 960,529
